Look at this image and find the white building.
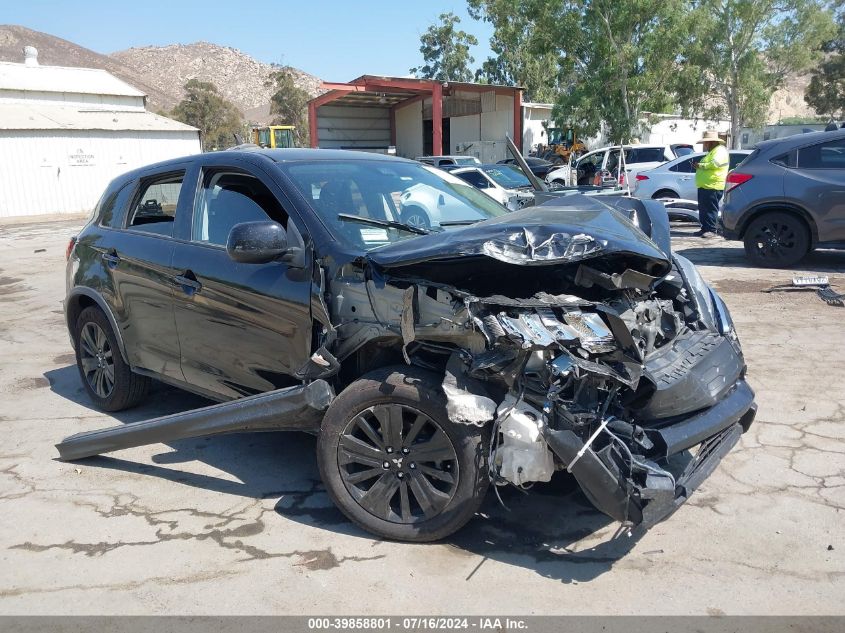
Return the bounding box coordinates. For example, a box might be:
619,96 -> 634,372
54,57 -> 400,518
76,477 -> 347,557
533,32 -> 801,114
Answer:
0,47 -> 201,218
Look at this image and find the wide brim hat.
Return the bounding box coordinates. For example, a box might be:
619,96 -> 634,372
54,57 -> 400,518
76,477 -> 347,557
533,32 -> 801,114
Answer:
697,129 -> 725,144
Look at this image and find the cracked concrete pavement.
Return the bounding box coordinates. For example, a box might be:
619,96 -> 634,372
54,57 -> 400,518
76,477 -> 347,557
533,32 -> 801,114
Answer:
0,218 -> 842,615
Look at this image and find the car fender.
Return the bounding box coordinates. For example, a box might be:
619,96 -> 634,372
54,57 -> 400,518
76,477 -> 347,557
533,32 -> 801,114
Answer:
65,286 -> 129,363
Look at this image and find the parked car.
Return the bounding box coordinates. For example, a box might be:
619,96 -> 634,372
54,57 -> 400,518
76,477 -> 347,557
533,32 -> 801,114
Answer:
450,164 -> 535,210
546,144 -> 694,187
496,156 -> 556,178
632,151 -> 752,200
61,148 -> 756,542
415,155 -> 481,168
720,129 -> 845,267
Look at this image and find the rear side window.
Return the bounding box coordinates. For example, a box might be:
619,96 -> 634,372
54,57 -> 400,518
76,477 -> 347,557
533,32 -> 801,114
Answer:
797,139 -> 845,169
669,157 -> 695,173
127,173 -> 184,237
193,171 -> 288,246
456,170 -> 490,189
99,182 -> 133,228
729,153 -> 748,169
625,147 -> 666,163
672,144 -> 694,157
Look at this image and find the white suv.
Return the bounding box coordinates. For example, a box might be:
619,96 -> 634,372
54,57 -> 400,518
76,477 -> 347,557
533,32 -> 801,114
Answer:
547,144 -> 693,187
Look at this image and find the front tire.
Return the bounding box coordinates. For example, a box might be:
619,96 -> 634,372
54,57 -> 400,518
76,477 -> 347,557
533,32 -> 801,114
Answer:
317,366 -> 489,542
74,306 -> 150,411
743,212 -> 810,268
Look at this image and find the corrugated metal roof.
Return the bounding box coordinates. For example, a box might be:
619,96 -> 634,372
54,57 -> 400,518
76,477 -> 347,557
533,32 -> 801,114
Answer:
0,103 -> 198,132
0,61 -> 146,97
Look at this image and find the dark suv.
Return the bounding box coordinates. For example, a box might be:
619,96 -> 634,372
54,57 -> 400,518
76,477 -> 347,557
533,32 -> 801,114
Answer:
63,148 -> 755,542
720,129 -> 845,267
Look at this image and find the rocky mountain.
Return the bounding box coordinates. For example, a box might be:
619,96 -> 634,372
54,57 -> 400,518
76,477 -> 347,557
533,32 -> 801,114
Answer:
111,42 -> 322,122
0,25 -> 322,123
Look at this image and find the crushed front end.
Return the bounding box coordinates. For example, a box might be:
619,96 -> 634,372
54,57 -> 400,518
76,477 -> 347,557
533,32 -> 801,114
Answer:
326,204 -> 756,527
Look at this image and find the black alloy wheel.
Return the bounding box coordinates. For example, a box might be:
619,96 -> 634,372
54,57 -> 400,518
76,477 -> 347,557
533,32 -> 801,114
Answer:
338,403 -> 459,524
744,212 -> 810,268
79,321 -> 114,398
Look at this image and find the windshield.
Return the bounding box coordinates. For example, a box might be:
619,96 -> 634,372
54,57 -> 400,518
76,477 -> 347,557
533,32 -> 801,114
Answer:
482,165 -> 532,189
454,156 -> 481,165
280,160 -> 509,250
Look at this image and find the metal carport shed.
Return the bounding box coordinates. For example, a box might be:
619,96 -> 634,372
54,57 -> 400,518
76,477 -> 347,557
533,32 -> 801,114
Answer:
308,75 -> 523,162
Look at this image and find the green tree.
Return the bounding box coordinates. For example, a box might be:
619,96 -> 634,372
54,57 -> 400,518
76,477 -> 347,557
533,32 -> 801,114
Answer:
469,0 -> 691,142
265,67 -> 312,146
804,11 -> 845,119
677,0 -> 837,147
170,79 -> 243,151
411,12 -> 478,82
469,0 -> 560,102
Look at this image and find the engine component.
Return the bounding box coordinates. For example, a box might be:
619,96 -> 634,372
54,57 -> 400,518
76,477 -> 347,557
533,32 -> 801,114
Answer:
563,311 -> 616,353
495,396 -> 555,486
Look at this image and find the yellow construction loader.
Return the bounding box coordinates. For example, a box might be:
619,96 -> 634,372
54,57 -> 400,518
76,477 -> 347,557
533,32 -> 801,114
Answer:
251,125 -> 296,149
538,126 -> 587,164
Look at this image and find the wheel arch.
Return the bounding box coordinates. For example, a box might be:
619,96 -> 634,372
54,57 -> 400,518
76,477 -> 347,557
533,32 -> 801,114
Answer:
652,188 -> 679,199
66,288 -> 129,363
737,203 -> 818,247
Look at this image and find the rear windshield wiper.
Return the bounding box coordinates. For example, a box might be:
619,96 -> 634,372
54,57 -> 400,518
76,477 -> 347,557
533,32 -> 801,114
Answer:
337,213 -> 432,235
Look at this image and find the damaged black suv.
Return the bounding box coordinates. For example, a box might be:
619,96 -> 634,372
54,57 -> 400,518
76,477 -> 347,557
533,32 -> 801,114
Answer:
62,148 -> 756,542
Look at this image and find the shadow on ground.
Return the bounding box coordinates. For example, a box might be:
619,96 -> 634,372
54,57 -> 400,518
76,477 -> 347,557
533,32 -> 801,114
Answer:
45,363 -> 640,583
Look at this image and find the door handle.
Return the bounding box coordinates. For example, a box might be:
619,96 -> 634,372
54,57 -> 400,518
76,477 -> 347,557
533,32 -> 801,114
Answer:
101,250 -> 120,268
173,271 -> 202,294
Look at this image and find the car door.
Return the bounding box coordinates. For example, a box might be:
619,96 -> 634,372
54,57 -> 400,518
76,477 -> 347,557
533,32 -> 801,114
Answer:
105,168 -> 189,381
788,137 -> 845,241
170,157 -> 313,399
668,156 -> 697,199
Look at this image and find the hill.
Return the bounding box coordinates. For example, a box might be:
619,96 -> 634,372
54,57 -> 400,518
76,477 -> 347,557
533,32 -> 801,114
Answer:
111,42 -> 322,122
0,25 -> 322,122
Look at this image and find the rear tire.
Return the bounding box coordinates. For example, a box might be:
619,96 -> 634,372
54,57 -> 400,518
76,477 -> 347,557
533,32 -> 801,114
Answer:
400,206 -> 431,230
653,189 -> 678,199
74,306 -> 149,412
317,365 -> 489,542
743,212 -> 810,268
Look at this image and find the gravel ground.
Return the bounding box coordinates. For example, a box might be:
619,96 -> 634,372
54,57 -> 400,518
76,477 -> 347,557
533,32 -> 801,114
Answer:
0,218 -> 842,615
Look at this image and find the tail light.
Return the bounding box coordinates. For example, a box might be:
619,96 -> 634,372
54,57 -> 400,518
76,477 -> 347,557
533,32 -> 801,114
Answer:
726,172 -> 753,192
66,236 -> 77,260
635,174 -> 649,181
619,172 -> 626,185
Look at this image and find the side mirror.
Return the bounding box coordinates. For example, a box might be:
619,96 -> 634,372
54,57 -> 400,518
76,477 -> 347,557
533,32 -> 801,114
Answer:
226,221 -> 288,264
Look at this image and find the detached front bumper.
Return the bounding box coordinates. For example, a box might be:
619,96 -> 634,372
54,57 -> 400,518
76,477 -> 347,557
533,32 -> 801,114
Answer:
543,379 -> 756,527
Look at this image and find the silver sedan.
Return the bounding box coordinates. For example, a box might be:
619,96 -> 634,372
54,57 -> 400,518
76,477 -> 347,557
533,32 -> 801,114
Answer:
631,150 -> 751,200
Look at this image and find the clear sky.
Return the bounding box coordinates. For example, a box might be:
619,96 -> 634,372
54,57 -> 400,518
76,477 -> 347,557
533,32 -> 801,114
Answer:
3,0 -> 495,80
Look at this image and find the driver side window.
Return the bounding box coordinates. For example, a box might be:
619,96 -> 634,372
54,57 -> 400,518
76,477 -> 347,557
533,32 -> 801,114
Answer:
192,171 -> 288,246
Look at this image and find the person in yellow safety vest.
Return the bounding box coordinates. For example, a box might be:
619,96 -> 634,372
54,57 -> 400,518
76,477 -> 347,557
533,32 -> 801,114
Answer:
693,129 -> 729,238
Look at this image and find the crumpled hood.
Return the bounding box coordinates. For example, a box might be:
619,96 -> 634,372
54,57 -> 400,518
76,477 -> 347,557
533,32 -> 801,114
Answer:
368,202 -> 671,278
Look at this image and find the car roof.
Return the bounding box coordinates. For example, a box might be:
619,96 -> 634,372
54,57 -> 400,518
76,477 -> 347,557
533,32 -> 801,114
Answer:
112,148 -> 416,181
754,129 -> 845,153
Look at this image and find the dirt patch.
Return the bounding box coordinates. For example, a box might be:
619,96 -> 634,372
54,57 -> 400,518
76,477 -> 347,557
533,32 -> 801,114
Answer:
52,353 -> 76,365
710,279 -> 777,294
14,377 -> 50,391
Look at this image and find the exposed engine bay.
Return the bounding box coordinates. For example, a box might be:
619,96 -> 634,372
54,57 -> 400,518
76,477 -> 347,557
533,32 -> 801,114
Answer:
312,200 -> 756,527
